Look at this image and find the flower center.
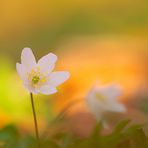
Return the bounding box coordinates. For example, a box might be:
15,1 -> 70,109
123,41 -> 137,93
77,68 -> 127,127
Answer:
95,93 -> 106,102
32,76 -> 40,84
28,67 -> 47,88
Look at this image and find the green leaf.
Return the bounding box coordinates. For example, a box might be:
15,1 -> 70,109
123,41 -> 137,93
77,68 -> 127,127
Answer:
90,122 -> 102,137
99,120 -> 130,148
113,119 -> 130,134
17,135 -> 36,148
130,128 -> 148,148
117,139 -> 131,148
41,139 -> 59,148
0,125 -> 20,148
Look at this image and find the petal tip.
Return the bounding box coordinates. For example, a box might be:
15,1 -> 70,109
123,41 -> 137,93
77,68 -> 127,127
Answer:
22,47 -> 32,51
21,47 -> 33,57
21,47 -> 36,69
65,71 -> 70,79
48,52 -> 58,63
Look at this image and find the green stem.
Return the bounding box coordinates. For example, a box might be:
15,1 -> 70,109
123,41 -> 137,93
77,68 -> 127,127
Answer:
30,93 -> 41,148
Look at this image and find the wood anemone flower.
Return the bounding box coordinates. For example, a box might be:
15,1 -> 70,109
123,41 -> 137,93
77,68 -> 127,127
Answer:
16,47 -> 70,95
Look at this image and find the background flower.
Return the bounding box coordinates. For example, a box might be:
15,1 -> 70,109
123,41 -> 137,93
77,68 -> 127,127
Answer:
85,83 -> 126,125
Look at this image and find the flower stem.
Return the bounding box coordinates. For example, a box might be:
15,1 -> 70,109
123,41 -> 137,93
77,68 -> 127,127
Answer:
30,93 -> 41,148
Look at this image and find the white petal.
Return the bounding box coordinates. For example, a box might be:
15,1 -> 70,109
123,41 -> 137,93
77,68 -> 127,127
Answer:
21,47 -> 36,71
108,102 -> 126,113
39,85 -> 57,95
86,92 -> 105,120
24,83 -> 39,94
100,84 -> 122,100
16,63 -> 27,80
37,53 -> 57,73
48,71 -> 70,86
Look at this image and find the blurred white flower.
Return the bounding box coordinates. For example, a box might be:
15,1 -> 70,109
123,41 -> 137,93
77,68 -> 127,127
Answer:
16,47 -> 70,95
85,83 -> 126,123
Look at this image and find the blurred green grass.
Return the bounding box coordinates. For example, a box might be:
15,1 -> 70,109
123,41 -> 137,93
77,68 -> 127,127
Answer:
0,120 -> 148,148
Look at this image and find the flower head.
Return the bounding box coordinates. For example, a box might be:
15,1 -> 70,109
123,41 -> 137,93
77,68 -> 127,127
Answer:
85,83 -> 126,122
16,47 -> 70,95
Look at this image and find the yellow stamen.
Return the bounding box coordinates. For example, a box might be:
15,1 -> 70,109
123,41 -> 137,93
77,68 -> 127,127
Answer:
28,67 -> 47,88
32,76 -> 40,84
95,93 -> 106,102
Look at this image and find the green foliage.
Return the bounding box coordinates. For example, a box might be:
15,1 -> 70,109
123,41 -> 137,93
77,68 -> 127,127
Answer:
0,125 -> 36,148
0,120 -> 148,148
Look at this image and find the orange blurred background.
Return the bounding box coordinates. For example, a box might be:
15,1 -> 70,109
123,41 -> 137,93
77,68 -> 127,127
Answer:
0,0 -> 148,135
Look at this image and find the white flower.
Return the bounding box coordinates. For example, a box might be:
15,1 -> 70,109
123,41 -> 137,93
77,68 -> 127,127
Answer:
16,47 -> 70,95
85,83 -> 126,123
